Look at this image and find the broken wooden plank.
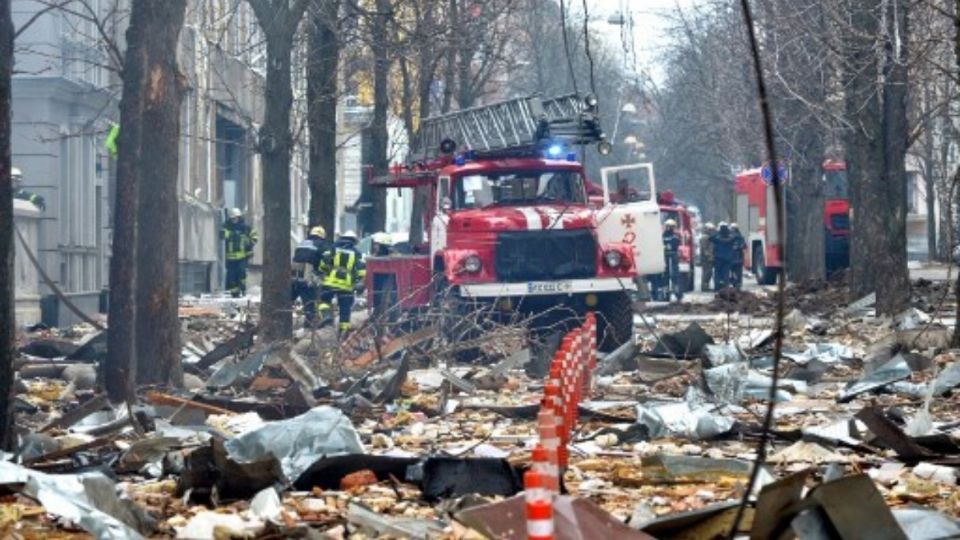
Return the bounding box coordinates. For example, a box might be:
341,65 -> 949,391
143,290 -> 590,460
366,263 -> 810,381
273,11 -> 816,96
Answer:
40,394 -> 109,433
145,391 -> 236,416
194,325 -> 257,370
345,326 -> 439,369
23,435 -> 117,465
855,407 -> 937,462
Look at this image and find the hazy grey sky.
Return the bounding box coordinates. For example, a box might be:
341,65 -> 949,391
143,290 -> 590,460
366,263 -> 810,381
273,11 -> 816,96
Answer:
583,0 -> 693,82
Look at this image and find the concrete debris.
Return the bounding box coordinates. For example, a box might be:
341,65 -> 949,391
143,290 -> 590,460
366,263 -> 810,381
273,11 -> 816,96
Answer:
7,277 -> 960,538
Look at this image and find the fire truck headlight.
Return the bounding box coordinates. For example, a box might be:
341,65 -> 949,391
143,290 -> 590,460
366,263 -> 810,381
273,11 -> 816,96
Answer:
603,250 -> 623,268
463,255 -> 482,273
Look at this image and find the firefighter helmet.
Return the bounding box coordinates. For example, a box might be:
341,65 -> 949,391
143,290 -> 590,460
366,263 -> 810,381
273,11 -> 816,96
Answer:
309,225 -> 326,239
730,222 -> 739,230
371,231 -> 394,246
228,208 -> 243,219
340,230 -> 358,242
704,222 -> 716,230
663,219 -> 677,228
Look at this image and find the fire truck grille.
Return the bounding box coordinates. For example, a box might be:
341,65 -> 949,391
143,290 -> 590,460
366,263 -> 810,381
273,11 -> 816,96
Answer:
495,229 -> 597,282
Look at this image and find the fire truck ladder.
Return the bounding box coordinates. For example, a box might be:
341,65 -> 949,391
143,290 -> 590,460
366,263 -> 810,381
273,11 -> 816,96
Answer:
409,93 -> 607,162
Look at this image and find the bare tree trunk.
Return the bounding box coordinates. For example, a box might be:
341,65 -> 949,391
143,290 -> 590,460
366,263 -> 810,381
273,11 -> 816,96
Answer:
925,165 -> 938,261
359,0 -> 389,234
106,0 -> 152,402
307,0 -> 338,236
0,0 -> 15,449
845,0 -> 883,304
135,0 -> 187,388
919,85 -> 938,261
952,0 -> 960,347
248,0 -> 310,342
786,150 -> 826,282
875,0 -> 911,315
441,0 -> 457,113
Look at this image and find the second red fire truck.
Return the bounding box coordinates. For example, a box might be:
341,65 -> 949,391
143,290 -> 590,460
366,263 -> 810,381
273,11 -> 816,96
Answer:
734,160 -> 850,284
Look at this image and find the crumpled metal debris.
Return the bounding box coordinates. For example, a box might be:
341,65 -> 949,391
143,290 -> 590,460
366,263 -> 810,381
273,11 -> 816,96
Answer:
782,343 -> 853,365
651,322 -> 714,359
838,354 -> 911,403
932,362 -> 960,396
703,344 -> 742,367
116,435 -> 199,477
893,308 -> 932,331
635,389 -> 735,440
224,406 -> 363,484
703,362 -> 806,403
206,342 -> 283,389
633,500 -> 742,537
0,460 -> 153,539
892,506 -> 960,540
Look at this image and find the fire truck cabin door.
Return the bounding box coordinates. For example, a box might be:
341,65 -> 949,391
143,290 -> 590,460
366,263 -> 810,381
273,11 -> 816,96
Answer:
597,163 -> 666,275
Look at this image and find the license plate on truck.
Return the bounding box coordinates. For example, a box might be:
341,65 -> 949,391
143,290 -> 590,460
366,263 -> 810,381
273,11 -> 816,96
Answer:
526,281 -> 573,294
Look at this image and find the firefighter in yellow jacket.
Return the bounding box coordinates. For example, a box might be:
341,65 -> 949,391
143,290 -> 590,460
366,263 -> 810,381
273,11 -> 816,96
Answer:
221,208 -> 258,297
318,231 -> 365,335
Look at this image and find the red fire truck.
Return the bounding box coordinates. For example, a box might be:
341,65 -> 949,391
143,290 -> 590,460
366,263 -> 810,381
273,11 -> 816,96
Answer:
734,160 -> 850,284
364,94 -> 665,349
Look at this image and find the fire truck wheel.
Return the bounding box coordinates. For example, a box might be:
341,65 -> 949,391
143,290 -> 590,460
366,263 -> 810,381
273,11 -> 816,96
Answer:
439,288 -> 484,362
754,246 -> 779,285
679,271 -> 692,293
595,291 -> 634,352
372,275 -> 398,323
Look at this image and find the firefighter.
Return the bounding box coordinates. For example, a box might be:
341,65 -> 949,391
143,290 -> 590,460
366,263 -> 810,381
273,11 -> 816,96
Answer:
611,177 -> 641,203
370,231 -> 394,257
319,230 -> 366,336
699,222 -> 716,292
730,223 -> 746,289
291,225 -> 329,327
12,167 -> 45,211
710,222 -> 735,290
662,219 -> 683,301
221,208 -> 258,297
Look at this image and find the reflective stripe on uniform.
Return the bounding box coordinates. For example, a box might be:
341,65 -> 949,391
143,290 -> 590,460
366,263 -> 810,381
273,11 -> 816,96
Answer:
323,249 -> 357,292
224,227 -> 255,260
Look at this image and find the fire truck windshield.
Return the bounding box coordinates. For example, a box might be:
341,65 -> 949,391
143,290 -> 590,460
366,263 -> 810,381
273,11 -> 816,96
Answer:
453,170 -> 586,209
824,169 -> 848,199
660,209 -> 680,226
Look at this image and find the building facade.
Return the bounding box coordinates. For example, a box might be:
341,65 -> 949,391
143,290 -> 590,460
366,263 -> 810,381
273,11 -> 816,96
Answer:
12,0 -> 409,327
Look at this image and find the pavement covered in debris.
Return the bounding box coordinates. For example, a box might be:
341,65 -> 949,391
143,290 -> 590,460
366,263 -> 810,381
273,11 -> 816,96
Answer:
7,277 -> 960,539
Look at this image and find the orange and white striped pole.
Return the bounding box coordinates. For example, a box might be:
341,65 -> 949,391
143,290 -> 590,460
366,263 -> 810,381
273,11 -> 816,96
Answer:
531,443 -> 559,495
524,470 -> 554,540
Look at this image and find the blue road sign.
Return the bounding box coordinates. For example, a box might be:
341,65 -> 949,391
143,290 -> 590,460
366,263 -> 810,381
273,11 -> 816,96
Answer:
760,161 -> 789,185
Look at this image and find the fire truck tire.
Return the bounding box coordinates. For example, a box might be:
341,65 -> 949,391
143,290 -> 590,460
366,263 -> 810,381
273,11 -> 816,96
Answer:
679,271 -> 692,293
440,288 -> 484,362
596,291 -> 635,352
372,275 -> 398,323
754,247 -> 779,285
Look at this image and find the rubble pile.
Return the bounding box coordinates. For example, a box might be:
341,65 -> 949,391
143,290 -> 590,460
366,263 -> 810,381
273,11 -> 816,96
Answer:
5,288 -> 960,539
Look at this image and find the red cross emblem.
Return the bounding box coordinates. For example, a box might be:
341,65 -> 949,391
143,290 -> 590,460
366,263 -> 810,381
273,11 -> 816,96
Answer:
620,214 -> 636,228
